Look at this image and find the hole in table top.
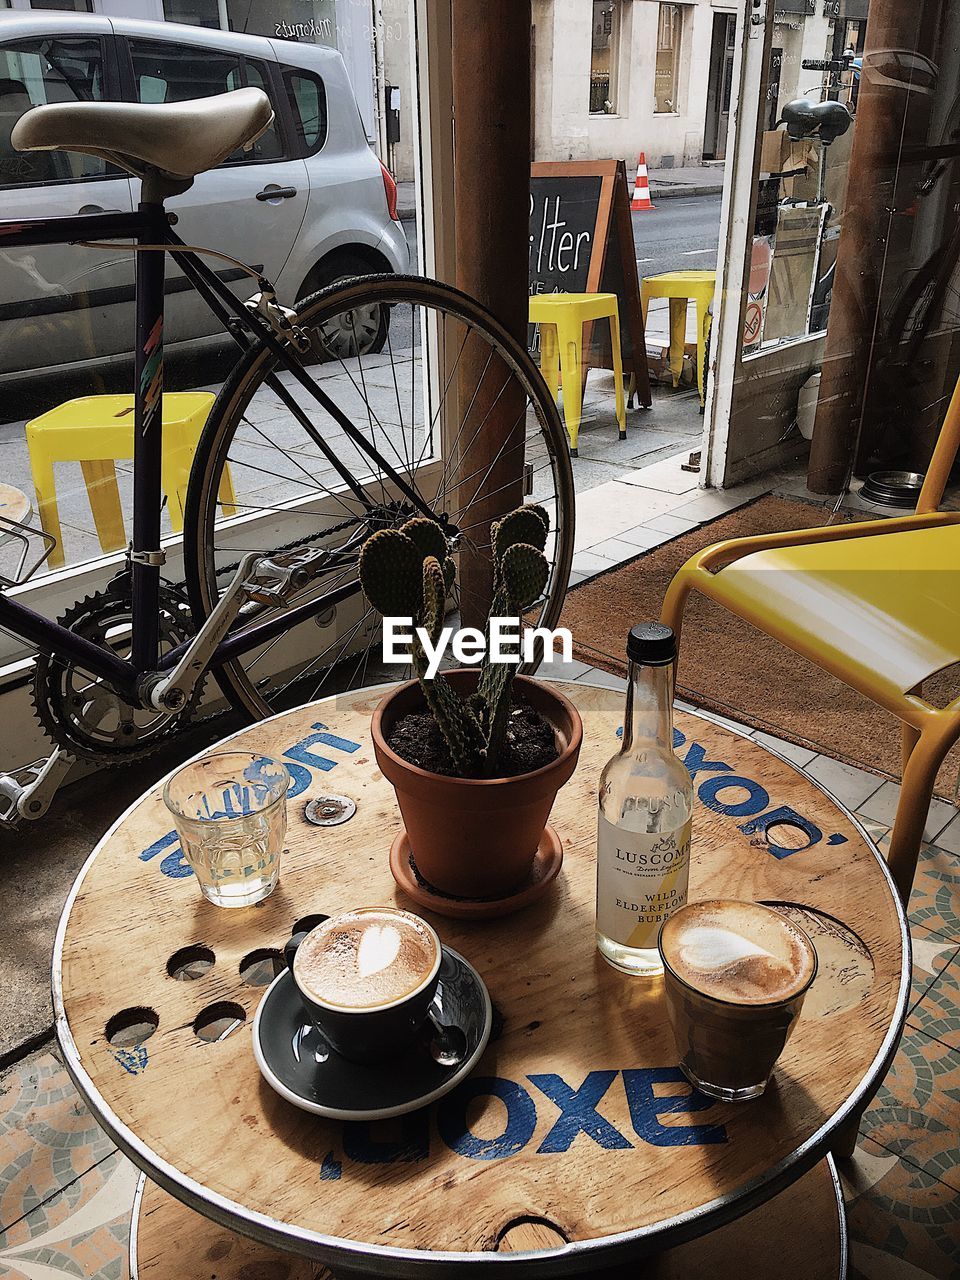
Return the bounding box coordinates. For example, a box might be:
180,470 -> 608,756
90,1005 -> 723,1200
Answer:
167,944 -> 215,981
291,913 -> 328,936
193,1001 -> 247,1043
105,1007 -> 159,1048
239,948 -> 284,986
495,1215 -> 569,1251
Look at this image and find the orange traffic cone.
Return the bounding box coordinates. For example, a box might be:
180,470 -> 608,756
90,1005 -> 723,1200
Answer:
631,152 -> 655,212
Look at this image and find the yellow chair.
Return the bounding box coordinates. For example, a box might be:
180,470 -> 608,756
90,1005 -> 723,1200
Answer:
661,380 -> 960,908
26,393 -> 236,568
529,292 -> 627,455
641,269 -> 716,410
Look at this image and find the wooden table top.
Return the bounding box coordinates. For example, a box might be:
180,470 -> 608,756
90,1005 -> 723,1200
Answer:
54,682 -> 908,1277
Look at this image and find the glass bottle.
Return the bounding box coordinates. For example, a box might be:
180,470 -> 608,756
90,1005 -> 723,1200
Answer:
596,623 -> 693,976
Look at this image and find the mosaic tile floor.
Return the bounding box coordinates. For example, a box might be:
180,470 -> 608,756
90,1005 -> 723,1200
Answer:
1,818 -> 958,1280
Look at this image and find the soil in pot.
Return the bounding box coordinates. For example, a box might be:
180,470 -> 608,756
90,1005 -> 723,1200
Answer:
387,699 -> 559,779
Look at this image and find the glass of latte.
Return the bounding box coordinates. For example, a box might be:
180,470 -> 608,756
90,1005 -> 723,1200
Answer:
658,900 -> 817,1101
163,751 -> 290,907
285,907 -> 442,1063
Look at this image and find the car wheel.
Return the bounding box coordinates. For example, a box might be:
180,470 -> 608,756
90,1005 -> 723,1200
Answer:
298,254 -> 389,357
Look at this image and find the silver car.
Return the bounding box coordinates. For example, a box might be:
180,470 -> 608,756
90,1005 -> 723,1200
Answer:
0,11 -> 409,385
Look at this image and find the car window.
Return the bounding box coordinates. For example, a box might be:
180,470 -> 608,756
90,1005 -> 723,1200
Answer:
283,68 -> 326,157
129,38 -> 282,163
0,36 -> 112,187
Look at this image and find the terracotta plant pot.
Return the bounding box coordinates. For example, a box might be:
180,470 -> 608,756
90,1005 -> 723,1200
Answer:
372,670 -> 582,900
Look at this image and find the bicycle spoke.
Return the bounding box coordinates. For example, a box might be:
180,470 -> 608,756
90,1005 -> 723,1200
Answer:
187,278 -> 572,718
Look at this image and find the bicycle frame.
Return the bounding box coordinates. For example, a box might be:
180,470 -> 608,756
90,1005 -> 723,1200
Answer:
0,204 -> 435,705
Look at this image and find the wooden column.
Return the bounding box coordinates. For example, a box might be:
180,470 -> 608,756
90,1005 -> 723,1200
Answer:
451,0 -> 531,626
806,0 -> 927,492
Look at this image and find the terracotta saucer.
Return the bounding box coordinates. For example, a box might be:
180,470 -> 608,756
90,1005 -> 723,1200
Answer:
389,825 -> 563,919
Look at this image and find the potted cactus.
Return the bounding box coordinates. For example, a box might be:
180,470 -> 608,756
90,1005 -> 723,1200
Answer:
360,507 -> 582,906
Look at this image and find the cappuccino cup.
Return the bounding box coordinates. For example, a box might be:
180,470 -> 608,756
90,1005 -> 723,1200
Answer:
658,899 -> 817,1102
284,906 -> 441,1064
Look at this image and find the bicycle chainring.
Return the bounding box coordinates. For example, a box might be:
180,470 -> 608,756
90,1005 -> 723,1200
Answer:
32,582 -> 202,763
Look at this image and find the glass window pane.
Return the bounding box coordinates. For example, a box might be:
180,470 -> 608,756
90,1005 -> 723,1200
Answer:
655,3 -> 682,114
590,0 -> 618,115
0,36 -> 108,185
129,38 -> 282,161
162,0 -> 221,29
284,68 -> 327,154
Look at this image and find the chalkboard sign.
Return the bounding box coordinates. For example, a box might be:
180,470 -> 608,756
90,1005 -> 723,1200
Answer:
529,174 -> 603,295
528,160 -> 651,407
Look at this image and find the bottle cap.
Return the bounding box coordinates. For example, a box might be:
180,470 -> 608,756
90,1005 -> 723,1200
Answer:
627,622 -> 676,666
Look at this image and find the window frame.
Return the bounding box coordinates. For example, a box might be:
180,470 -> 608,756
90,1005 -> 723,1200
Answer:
281,64 -> 328,160
0,30 -> 126,191
117,33 -> 294,168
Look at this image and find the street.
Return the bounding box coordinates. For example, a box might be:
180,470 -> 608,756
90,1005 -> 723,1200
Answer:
632,192 -> 722,281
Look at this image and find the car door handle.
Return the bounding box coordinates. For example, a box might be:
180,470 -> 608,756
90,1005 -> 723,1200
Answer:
78,204 -> 124,214
256,185 -> 298,202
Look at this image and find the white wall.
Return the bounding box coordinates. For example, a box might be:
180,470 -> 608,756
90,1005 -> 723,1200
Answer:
381,0 -> 415,179
533,0 -> 717,167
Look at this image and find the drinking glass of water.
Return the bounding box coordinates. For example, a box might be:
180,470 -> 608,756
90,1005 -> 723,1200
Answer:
163,751 -> 290,907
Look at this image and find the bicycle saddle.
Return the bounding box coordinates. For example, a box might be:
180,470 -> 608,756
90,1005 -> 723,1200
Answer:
11,87 -> 272,194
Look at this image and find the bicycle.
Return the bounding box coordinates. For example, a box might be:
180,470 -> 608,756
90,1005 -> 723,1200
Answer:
0,86 -> 574,825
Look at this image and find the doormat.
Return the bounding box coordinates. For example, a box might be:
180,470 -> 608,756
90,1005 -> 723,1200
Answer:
561,494 -> 960,801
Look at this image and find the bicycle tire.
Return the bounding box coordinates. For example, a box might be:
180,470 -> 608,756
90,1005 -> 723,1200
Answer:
182,273 -> 575,722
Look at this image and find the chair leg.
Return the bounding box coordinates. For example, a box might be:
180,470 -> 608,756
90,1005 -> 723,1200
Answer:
79,460 -> 125,553
608,312 -> 627,441
886,729 -> 953,907
559,329 -> 583,455
27,447 -> 65,569
538,321 -> 560,403
217,464 -> 238,520
667,298 -> 686,387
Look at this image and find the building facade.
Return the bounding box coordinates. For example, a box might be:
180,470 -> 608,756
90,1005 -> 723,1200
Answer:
531,0 -> 733,168
527,0 -> 868,170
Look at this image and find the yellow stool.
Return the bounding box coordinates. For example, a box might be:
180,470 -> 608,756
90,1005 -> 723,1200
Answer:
529,292 -> 627,455
640,270 -> 716,409
25,393 -> 236,568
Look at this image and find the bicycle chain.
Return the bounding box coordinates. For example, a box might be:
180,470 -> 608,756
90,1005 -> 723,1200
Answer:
169,511 -> 367,594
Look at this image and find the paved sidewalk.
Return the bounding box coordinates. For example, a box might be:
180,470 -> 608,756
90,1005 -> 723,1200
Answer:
395,163 -> 724,219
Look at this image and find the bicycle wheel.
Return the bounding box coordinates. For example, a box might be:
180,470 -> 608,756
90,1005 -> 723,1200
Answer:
183,274 -> 575,720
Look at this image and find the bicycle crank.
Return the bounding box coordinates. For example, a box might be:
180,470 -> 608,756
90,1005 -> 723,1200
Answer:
32,582 -> 200,763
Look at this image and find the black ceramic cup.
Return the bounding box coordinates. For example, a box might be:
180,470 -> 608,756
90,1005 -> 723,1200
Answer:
284,907 -> 442,1065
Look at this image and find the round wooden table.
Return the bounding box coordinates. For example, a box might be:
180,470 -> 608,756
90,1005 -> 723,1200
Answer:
53,682 -> 909,1277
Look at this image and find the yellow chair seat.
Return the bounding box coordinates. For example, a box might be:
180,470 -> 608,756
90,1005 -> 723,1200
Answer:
713,521 -> 960,712
528,292 -> 626,454
25,392 -> 235,568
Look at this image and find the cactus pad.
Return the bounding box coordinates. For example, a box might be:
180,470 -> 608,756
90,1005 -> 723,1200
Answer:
358,530 -> 424,618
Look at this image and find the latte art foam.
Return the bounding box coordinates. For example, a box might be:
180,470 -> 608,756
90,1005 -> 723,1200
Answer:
661,901 -> 815,1003
294,908 -> 439,1010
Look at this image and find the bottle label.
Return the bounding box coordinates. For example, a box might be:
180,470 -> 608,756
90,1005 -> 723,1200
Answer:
596,814 -> 691,950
